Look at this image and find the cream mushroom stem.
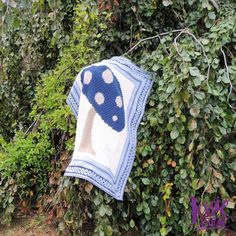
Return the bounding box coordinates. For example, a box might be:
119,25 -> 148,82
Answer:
79,106 -> 96,155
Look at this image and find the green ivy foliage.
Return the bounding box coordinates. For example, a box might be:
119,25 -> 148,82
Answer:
0,0 -> 236,235
0,0 -> 75,140
55,1 -> 235,235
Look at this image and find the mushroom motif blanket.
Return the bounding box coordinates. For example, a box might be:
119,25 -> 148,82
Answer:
65,56 -> 153,200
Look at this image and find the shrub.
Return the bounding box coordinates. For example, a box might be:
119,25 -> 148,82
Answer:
0,0 -> 235,235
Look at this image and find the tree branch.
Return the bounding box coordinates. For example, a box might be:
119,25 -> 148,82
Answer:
220,46 -> 236,110
123,29 -> 185,56
209,0 -> 220,9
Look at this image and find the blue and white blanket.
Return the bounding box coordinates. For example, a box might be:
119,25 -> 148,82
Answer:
65,56 -> 153,200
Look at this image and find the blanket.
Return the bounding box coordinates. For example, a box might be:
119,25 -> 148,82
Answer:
65,56 -> 153,200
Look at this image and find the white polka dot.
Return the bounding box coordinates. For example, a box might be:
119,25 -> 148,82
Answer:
115,96 -> 122,108
112,115 -> 118,121
102,69 -> 113,84
95,92 -> 105,105
84,71 -> 92,84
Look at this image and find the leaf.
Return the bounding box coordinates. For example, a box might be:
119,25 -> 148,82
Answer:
85,183 -> 93,194
180,169 -> 187,179
99,204 -> 107,217
213,169 -> 223,181
218,126 -> 226,135
152,64 -> 160,71
190,106 -> 200,117
48,12 -> 56,21
226,201 -> 235,209
150,117 -> 157,126
195,92 -> 205,100
142,178 -> 150,185
104,226 -> 113,236
9,0 -> 17,8
192,178 -> 205,190
166,84 -> 175,94
208,12 -> 216,20
182,90 -> 190,103
130,219 -> 135,228
188,119 -> 197,131
160,216 -> 166,225
147,159 -> 154,164
189,67 -> 201,77
206,183 -> 215,194
211,154 -> 221,165
94,196 -> 101,206
136,203 -> 143,212
13,17 -> 20,28
149,100 -> 155,106
58,222 -> 65,231
170,130 -> 179,139
162,0 -> 173,6
201,38 -> 209,45
177,136 -> 185,144
189,141 -> 194,152
193,77 -> 201,87
221,74 -> 230,83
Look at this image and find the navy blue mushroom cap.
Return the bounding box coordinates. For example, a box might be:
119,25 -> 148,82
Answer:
81,65 -> 125,132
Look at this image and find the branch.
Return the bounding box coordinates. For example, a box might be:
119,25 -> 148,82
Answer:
220,46 -> 236,110
123,29 -> 185,56
24,120 -> 38,136
1,0 -> 10,37
209,0 -> 220,9
57,54 -> 81,80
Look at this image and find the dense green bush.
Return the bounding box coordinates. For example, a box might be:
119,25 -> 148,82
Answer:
0,0 -> 235,235
0,0 -> 75,140
0,131 -> 53,224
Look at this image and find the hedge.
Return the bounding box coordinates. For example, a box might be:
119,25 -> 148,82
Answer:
0,0 -> 235,235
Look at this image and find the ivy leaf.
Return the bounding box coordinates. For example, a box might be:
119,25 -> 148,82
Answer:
136,203 -> 143,212
9,0 -> 17,8
170,130 -> 179,139
142,178 -> 150,185
182,90 -> 190,103
201,38 -> 209,45
130,219 -> 135,228
195,92 -> 205,100
213,169 -> 224,182
180,169 -> 187,179
162,0 -> 173,6
208,12 -> 216,20
188,119 -> 197,131
166,84 -> 175,94
84,183 -> 93,194
104,226 -> 113,236
192,178 -> 205,190
150,117 -> 157,126
218,126 -> 226,135
189,141 -> 194,152
177,136 -> 186,144
152,64 -> 160,71
58,222 -> 65,231
99,204 -> 107,217
226,201 -> 235,209
211,154 -> 221,165
189,67 -> 201,77
190,106 -> 200,117
193,75 -> 204,86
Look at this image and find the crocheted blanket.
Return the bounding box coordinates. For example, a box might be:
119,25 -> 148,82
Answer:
65,56 -> 153,200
